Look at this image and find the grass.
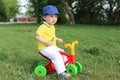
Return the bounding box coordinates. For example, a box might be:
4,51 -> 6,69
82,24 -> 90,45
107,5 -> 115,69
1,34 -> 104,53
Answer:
0,24 -> 120,80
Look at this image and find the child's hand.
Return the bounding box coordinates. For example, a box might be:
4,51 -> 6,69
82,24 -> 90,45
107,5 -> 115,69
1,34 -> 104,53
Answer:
47,40 -> 53,46
57,38 -> 63,43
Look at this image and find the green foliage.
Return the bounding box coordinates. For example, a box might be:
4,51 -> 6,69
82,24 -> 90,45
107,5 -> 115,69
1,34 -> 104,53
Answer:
0,52 -> 8,61
75,0 -> 105,24
0,0 -> 18,21
27,0 -> 120,25
105,0 -> 120,24
84,46 -> 103,56
0,0 -> 7,21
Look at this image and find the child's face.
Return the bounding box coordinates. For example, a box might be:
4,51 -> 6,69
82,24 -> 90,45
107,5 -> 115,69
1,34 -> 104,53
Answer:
43,14 -> 58,25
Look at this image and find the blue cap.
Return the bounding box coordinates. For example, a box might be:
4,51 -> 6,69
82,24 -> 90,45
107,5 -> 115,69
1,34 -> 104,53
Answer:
42,5 -> 59,16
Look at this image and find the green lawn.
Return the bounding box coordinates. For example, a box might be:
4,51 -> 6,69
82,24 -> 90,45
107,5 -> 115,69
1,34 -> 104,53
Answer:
0,24 -> 120,80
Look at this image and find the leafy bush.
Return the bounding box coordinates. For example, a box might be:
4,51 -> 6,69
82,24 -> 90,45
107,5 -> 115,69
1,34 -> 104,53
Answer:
85,46 -> 103,56
0,52 -> 8,60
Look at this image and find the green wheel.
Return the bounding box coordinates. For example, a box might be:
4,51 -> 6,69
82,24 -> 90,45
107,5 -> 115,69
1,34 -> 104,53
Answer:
38,60 -> 48,66
34,66 -> 46,77
76,62 -> 82,72
66,64 -> 77,76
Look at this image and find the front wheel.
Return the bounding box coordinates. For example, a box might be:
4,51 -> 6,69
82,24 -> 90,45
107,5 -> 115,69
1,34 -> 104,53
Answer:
66,64 -> 77,76
34,66 -> 47,77
76,61 -> 82,72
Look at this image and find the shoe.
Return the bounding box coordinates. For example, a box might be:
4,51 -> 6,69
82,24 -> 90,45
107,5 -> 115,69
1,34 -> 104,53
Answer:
58,72 -> 71,78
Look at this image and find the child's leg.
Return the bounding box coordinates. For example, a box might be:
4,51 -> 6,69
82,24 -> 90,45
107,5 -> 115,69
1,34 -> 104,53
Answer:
40,46 -> 66,74
55,46 -> 68,63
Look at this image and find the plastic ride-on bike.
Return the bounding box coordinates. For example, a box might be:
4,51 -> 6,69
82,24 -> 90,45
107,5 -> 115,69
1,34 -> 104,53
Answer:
34,40 -> 82,77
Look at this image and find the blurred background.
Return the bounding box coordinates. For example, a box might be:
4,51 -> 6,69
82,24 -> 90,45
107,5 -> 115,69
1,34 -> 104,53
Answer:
0,0 -> 120,25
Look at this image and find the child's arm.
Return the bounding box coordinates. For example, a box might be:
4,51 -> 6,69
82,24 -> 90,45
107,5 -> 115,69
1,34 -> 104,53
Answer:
36,35 -> 52,46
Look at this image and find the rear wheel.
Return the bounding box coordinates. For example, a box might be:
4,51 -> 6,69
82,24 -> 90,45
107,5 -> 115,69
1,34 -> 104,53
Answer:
66,64 -> 77,76
34,66 -> 46,77
38,60 -> 48,66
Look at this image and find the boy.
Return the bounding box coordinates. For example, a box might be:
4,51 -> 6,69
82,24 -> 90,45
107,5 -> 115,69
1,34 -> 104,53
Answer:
36,5 -> 71,78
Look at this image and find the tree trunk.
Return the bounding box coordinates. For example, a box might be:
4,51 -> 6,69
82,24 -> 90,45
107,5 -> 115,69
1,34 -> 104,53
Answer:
61,1 -> 75,25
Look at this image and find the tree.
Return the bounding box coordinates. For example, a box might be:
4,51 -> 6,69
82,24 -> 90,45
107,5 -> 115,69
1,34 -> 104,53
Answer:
28,0 -> 120,25
0,0 -> 7,21
61,0 -> 75,25
74,0 -> 105,24
105,0 -> 120,24
0,0 -> 18,21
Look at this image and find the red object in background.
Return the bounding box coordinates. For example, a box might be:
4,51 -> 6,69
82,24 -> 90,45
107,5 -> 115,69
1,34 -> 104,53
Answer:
18,17 -> 37,22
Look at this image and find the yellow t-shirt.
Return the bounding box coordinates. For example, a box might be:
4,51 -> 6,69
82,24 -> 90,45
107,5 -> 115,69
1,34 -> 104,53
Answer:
36,22 -> 57,50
